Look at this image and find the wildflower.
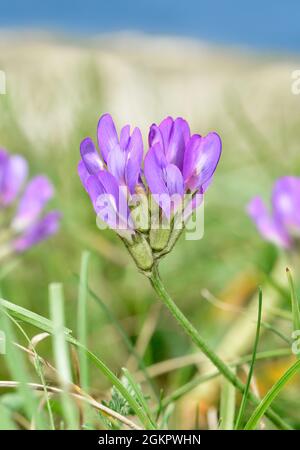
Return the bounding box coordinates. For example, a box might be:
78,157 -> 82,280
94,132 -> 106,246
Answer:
78,114 -> 222,270
78,114 -> 153,270
0,148 -> 61,260
144,117 -> 222,250
145,117 -> 221,216
247,176 -> 300,248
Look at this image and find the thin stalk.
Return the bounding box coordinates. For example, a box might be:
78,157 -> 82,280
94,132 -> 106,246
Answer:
49,283 -> 78,429
77,251 -> 90,391
235,287 -> 262,429
149,264 -> 292,430
244,358 -> 300,430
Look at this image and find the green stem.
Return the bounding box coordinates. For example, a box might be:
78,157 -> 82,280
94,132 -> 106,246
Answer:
149,264 -> 292,430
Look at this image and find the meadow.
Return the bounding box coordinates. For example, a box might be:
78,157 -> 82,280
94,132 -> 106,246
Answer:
0,32 -> 300,429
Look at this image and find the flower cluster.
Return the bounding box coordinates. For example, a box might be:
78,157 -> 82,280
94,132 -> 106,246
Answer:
78,114 -> 222,271
247,176 -> 300,249
0,148 -> 61,261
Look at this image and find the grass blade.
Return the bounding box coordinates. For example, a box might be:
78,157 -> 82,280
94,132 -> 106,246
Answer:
0,306 -> 44,428
161,348 -> 291,409
77,251 -> 90,391
122,368 -> 156,429
85,281 -> 158,399
0,293 -> 152,428
286,268 -> 300,333
235,287 -> 263,429
244,358 -> 300,429
0,298 -> 72,336
49,283 -> 78,429
219,369 -> 236,429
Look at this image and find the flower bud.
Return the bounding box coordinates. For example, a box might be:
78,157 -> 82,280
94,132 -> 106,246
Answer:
124,233 -> 154,271
149,227 -> 171,251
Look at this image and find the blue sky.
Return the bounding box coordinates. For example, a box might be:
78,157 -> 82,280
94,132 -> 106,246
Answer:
1,0 -> 299,52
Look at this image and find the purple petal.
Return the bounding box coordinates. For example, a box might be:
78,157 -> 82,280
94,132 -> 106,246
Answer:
97,113 -> 119,163
272,176 -> 300,231
12,176 -> 54,231
165,164 -> 184,196
78,160 -> 90,192
88,171 -> 132,231
247,197 -> 291,248
148,117 -> 190,169
80,137 -> 103,175
144,144 -> 168,196
125,127 -> 143,194
0,153 -> 28,206
86,175 -> 106,214
149,117 -> 172,148
166,118 -> 190,169
14,210 -> 61,252
107,144 -> 126,185
183,132 -> 222,192
120,124 -> 131,150
145,145 -> 184,218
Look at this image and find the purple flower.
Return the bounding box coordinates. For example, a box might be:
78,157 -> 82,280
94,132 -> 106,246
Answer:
78,113 -> 143,235
0,148 -> 28,207
12,176 -> 54,231
144,116 -> 222,217
14,211 -> 61,252
0,148 -> 60,257
247,176 -> 300,248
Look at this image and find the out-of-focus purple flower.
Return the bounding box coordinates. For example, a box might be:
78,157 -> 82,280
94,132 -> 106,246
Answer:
144,116 -> 222,217
78,113 -> 143,235
247,176 -> 300,248
14,211 -> 61,252
12,176 -> 54,231
0,148 -> 60,258
0,148 -> 28,207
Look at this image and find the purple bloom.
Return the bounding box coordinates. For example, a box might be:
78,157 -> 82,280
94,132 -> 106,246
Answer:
0,148 -> 60,257
14,211 -> 61,252
78,113 -> 143,235
247,176 -> 300,248
12,176 -> 54,231
144,116 -> 222,217
0,148 -> 28,207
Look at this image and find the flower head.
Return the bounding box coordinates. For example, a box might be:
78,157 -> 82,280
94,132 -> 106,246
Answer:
0,148 -> 28,207
79,114 -> 143,238
0,148 -> 61,259
78,114 -> 222,271
144,117 -> 222,217
247,176 -> 300,249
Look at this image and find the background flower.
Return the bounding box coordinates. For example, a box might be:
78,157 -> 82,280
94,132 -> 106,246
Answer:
0,148 -> 61,258
247,176 -> 300,249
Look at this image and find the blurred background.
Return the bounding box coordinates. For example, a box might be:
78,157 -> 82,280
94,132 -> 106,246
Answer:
1,0 -> 300,429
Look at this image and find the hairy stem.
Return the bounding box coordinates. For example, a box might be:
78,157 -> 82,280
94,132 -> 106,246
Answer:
149,264 -> 292,430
